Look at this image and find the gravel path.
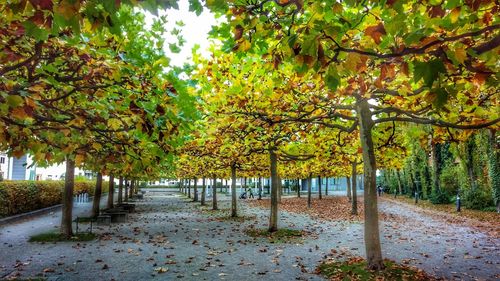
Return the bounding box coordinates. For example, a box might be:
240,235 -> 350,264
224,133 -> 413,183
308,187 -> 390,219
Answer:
0,190 -> 498,280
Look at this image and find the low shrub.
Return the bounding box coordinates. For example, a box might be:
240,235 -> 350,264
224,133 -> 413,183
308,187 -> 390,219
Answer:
0,180 -> 107,218
29,232 -> 96,242
463,188 -> 494,210
429,190 -> 452,204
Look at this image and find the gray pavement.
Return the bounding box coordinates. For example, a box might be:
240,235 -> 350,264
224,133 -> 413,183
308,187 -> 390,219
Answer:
0,189 -> 498,280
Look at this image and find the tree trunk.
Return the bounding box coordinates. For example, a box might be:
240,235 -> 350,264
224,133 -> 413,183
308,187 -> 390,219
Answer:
193,178 -> 198,202
487,129 -> 500,212
231,164 -> 238,217
258,177 -> 262,200
130,180 -> 135,196
269,150 -> 279,232
91,172 -> 103,218
307,175 -> 312,208
325,177 -> 328,196
429,136 -> 440,193
277,175 -> 282,203
212,177 -> 218,210
107,174 -> 114,209
124,179 -> 128,202
201,178 -> 206,205
396,170 -> 403,196
61,158 -> 75,238
318,176 -> 322,199
188,179 -> 191,198
357,98 -> 384,270
351,162 -> 358,215
118,177 -> 123,204
466,137 -> 477,190
346,176 -> 352,201
297,179 -> 301,198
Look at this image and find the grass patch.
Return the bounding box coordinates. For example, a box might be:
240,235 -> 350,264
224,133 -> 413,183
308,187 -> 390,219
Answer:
316,257 -> 437,281
245,228 -> 304,243
29,232 -> 96,243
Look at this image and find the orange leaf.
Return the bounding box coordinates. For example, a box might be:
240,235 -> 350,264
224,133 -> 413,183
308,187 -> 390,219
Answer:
365,23 -> 386,44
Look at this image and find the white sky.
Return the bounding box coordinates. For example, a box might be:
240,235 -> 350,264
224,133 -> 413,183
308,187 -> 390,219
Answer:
143,0 -> 219,67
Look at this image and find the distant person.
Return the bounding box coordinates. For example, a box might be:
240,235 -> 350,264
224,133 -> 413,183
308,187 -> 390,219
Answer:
248,188 -> 254,199
377,185 -> 382,196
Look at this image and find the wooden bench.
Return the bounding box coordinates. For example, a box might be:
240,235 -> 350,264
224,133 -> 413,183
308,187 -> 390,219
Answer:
101,210 -> 128,223
131,193 -> 144,200
117,203 -> 135,213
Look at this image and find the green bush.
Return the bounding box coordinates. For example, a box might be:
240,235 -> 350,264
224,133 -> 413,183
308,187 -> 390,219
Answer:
463,188 -> 494,210
0,180 -> 107,218
429,190 -> 452,204
439,164 -> 461,195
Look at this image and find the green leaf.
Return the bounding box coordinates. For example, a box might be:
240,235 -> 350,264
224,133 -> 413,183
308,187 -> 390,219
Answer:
169,43 -> 181,53
300,35 -> 319,57
413,59 -> 446,87
22,21 -> 49,41
6,95 -> 24,108
432,88 -> 449,109
188,0 -> 203,16
325,67 -> 340,91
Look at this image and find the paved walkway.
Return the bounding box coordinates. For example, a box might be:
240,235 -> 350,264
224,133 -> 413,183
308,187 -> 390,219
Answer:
0,190 -> 498,280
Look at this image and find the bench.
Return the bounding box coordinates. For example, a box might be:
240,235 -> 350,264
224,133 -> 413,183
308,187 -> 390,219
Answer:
117,203 -> 136,213
131,193 -> 144,200
73,215 -> 113,233
101,210 -> 128,223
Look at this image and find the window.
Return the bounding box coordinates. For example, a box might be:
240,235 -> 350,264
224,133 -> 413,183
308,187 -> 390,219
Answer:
0,157 -> 4,164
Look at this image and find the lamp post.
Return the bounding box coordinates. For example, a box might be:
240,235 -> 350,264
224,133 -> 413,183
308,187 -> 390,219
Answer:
456,191 -> 461,212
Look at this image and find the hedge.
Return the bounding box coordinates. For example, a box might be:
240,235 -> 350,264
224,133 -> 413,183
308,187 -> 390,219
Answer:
0,180 -> 108,218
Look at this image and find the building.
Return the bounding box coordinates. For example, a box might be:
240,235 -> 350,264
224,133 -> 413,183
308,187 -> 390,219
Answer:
0,153 -> 93,181
0,153 -> 36,180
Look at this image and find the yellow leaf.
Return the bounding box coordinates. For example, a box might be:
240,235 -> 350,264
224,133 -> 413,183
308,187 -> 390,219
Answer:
75,154 -> 85,166
239,40 -> 251,52
107,118 -> 122,130
455,47 -> 467,64
450,7 -> 460,23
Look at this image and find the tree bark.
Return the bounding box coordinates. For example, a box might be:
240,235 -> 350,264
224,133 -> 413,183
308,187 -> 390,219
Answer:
124,179 -> 128,202
346,176 -> 352,201
212,177 -> 218,210
188,179 -> 191,198
277,175 -> 282,203
107,174 -> 114,209
357,98 -> 384,270
351,162 -> 358,215
318,176 -> 322,199
466,136 -> 477,190
118,177 -> 123,204
325,177 -> 328,196
91,172 -> 103,218
231,164 -> 238,217
201,178 -> 206,205
193,178 -> 199,202
269,150 -> 279,232
297,179 -> 301,198
307,175 -> 312,208
130,179 -> 135,196
61,158 -> 75,238
258,177 -> 262,200
429,136 -> 440,193
396,170 -> 403,196
487,129 -> 500,212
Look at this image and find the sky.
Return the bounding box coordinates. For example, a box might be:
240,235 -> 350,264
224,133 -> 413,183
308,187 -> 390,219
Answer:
144,0 -> 220,67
